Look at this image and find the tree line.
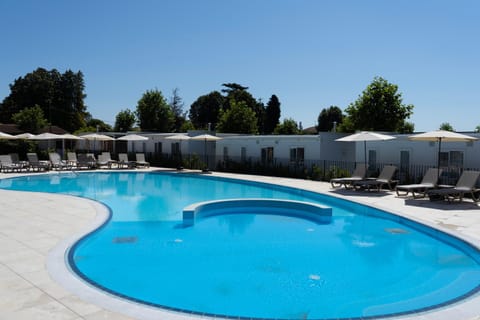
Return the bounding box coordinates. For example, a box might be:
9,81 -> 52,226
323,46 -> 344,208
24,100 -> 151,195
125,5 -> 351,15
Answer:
4,67 -> 460,135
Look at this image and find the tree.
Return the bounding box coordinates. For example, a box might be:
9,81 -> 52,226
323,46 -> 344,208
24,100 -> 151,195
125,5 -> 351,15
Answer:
221,83 -> 265,133
264,95 -> 281,134
169,88 -> 187,132
216,100 -> 258,134
342,77 -> 414,132
11,105 -> 48,133
189,91 -> 224,130
439,122 -> 454,131
398,121 -> 415,134
273,118 -> 300,135
114,109 -> 136,132
317,106 -> 343,132
0,67 -> 88,132
136,89 -> 174,132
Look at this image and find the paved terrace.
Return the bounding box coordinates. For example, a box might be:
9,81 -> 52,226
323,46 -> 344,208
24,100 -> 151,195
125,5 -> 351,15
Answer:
0,168 -> 479,320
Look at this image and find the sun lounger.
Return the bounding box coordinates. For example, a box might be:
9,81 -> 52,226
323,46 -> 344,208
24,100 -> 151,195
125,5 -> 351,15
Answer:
9,153 -> 30,171
67,152 -> 79,169
0,155 -> 22,173
427,170 -> 480,203
330,163 -> 367,189
98,152 -> 118,169
77,153 -> 96,169
396,168 -> 442,198
49,152 -> 71,170
118,153 -> 136,169
135,153 -> 150,168
353,165 -> 398,191
26,153 -> 50,171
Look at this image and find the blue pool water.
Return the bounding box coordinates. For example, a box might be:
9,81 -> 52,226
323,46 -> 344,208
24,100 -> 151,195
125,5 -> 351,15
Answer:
1,172 -> 480,319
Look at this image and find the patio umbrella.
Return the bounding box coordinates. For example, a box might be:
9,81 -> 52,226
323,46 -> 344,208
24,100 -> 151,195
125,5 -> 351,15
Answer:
190,134 -> 222,172
15,133 -> 35,139
409,130 -> 478,180
80,133 -> 115,141
165,135 -> 191,169
117,134 -> 148,154
165,134 -> 191,141
58,134 -> 84,158
336,131 -> 396,168
60,133 -> 83,140
117,134 -> 148,141
80,133 -> 115,153
29,132 -> 63,140
0,132 -> 18,140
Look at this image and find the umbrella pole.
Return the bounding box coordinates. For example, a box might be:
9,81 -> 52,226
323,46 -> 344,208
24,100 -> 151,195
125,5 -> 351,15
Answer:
364,140 -> 367,170
204,138 -> 208,171
437,138 -> 442,182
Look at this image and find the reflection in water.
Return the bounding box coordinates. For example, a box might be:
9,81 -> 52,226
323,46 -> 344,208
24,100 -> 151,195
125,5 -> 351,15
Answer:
218,214 -> 255,234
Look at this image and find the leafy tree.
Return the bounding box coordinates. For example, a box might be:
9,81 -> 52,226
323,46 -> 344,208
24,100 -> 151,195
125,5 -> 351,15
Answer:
0,67 -> 88,132
221,83 -> 265,133
169,88 -> 187,132
75,118 -> 112,134
439,122 -> 454,131
189,91 -> 224,130
136,89 -> 174,132
114,109 -> 136,132
264,95 -> 281,134
216,100 -> 258,134
273,118 -> 300,135
398,121 -> 415,134
475,125 -> 480,133
342,77 -> 414,132
317,106 -> 344,132
221,83 -> 249,93
12,105 -> 48,133
180,120 -> 195,132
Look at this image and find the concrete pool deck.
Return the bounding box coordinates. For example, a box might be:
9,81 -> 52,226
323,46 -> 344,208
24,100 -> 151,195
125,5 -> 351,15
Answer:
0,168 -> 479,320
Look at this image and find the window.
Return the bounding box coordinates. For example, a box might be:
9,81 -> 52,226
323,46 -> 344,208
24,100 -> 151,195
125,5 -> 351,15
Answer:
439,151 -> 463,169
154,142 -> 162,154
171,142 -> 180,156
261,147 -> 274,165
368,150 -> 377,170
290,147 -> 305,165
241,147 -> 247,162
400,150 -> 410,171
223,146 -> 229,161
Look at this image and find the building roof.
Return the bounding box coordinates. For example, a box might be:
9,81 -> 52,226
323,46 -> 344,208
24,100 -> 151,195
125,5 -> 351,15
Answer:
0,123 -> 67,135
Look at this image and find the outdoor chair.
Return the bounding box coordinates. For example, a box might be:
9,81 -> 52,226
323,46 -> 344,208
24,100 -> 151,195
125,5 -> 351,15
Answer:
48,152 -> 71,171
427,170 -> 480,203
96,153 -> 111,169
396,168 -> 442,198
9,153 -> 30,171
77,153 -> 96,169
330,163 -> 367,189
26,153 -> 50,171
67,152 -> 79,169
0,155 -> 22,173
99,152 -> 118,169
353,165 -> 398,191
118,153 -> 136,169
135,153 -> 150,168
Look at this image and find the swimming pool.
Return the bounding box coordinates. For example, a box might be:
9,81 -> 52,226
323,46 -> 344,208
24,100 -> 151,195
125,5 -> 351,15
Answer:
1,172 -> 480,319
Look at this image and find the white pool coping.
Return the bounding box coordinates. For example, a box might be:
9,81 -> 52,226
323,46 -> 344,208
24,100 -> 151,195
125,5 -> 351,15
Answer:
1,168 -> 479,320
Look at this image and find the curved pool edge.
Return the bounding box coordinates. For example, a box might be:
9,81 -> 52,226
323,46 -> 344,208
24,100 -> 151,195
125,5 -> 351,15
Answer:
1,170 -> 480,319
45,192 -> 201,320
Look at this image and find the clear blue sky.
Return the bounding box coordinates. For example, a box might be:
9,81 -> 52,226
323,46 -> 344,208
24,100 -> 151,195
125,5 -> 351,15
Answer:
1,0 -> 479,132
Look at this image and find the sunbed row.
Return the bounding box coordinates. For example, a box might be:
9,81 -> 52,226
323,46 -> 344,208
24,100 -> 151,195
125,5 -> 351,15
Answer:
330,164 -> 480,203
0,152 -> 150,173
